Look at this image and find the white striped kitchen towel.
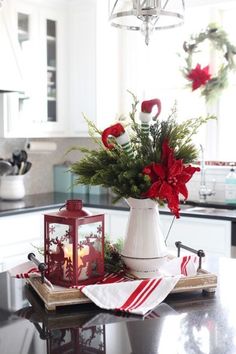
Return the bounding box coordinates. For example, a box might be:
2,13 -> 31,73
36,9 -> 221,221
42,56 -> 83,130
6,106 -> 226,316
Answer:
9,261 -> 39,279
72,255 -> 199,316
78,272 -> 180,316
8,261 -> 54,288
9,255 -> 198,316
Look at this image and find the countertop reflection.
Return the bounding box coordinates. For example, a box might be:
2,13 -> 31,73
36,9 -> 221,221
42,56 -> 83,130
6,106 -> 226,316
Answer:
0,258 -> 236,353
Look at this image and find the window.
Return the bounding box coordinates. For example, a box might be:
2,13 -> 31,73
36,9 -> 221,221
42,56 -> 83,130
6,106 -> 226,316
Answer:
112,1 -> 236,162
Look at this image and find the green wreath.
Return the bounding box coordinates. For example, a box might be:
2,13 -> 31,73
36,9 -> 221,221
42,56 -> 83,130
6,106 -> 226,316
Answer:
181,23 -> 236,101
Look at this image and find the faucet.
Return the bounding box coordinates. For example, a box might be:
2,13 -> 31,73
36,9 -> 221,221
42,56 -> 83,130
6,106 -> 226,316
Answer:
199,144 -> 215,202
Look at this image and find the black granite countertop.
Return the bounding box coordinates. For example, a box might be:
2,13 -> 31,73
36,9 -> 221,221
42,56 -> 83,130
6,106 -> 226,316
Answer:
0,257 -> 235,353
1,192 -> 236,222
0,192 -> 128,216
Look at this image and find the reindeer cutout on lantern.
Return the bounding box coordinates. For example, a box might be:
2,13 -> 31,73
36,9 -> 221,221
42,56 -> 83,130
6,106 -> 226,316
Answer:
46,237 -> 67,280
50,237 -> 65,263
46,227 -> 72,282
78,234 -> 103,279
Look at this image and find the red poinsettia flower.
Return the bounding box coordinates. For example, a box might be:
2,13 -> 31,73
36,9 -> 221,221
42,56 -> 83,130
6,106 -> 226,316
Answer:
142,140 -> 200,218
187,64 -> 211,91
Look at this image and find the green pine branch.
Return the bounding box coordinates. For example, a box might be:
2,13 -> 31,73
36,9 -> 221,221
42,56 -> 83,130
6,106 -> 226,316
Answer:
69,93 -> 215,200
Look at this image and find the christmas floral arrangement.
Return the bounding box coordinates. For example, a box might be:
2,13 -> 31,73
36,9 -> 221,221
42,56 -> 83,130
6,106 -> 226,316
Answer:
70,93 -> 214,218
181,23 -> 236,101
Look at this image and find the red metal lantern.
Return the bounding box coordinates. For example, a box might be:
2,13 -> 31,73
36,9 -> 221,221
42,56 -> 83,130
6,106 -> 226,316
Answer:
44,200 -> 104,287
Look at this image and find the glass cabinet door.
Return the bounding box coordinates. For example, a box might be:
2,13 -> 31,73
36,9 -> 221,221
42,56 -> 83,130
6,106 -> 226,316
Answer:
40,8 -> 67,133
15,10 -> 58,126
18,12 -> 29,43
2,2 -> 67,138
17,12 -> 32,125
15,11 -> 59,127
46,19 -> 57,122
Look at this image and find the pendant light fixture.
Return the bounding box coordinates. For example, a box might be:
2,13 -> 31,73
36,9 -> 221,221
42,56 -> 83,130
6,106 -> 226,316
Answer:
109,0 -> 185,45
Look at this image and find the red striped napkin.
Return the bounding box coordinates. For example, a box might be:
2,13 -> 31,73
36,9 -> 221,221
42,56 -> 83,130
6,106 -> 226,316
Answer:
72,255 -> 199,315
9,262 -> 39,279
8,261 -> 54,288
76,273 -> 180,316
9,255 -> 198,316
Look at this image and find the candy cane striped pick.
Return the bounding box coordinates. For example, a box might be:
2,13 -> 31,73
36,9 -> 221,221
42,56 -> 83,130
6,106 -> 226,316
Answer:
140,99 -> 161,135
101,123 -> 134,157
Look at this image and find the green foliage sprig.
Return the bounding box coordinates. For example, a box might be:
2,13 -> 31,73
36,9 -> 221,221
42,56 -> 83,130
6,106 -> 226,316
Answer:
70,92 -> 215,202
104,239 -> 126,273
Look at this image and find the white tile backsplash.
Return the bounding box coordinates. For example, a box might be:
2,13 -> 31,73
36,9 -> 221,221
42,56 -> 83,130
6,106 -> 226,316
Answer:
0,137 -> 233,203
0,137 -> 97,195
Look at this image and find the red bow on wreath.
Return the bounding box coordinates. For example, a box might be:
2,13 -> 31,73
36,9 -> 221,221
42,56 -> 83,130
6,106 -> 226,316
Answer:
187,64 -> 211,91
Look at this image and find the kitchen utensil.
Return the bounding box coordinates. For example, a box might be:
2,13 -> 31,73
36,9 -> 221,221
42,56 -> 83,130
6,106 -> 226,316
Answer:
22,161 -> 32,174
19,161 -> 32,175
18,162 -> 25,175
11,164 -> 19,175
12,149 -> 28,168
0,160 -> 13,176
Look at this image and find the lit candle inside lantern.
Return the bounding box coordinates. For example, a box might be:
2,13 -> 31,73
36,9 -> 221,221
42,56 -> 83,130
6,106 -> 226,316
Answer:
63,243 -> 89,281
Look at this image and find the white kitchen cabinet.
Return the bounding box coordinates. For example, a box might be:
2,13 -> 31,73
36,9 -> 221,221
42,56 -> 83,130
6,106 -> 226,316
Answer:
0,0 -> 24,93
0,208 -> 57,271
68,0 -> 96,137
160,214 -> 232,258
0,0 -> 119,138
68,0 -> 120,136
0,0 -> 68,138
88,207 -> 232,258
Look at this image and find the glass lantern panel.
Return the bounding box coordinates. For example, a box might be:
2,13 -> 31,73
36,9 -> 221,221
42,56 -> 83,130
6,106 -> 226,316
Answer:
46,222 -> 74,283
77,221 -> 103,281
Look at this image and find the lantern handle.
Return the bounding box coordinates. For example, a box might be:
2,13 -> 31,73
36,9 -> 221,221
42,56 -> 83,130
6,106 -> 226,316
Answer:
28,252 -> 46,283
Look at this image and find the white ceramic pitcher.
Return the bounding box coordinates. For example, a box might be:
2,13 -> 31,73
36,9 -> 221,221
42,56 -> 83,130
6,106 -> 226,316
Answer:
121,197 -> 168,278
